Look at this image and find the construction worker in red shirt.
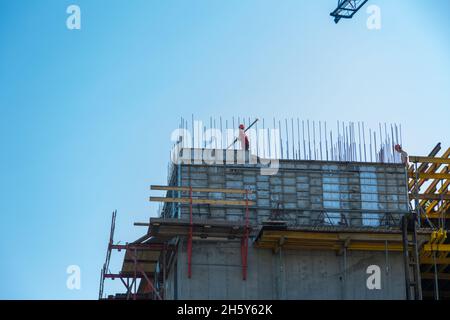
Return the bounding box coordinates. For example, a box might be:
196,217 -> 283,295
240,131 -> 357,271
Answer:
239,124 -> 250,151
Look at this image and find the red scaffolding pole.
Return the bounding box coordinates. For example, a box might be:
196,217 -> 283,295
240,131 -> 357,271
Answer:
241,189 -> 249,280
150,185 -> 254,281
187,186 -> 193,278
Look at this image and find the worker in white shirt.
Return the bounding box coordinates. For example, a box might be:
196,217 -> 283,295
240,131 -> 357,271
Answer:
394,144 -> 408,165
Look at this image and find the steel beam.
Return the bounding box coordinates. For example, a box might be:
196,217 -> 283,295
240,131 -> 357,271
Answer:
330,0 -> 369,23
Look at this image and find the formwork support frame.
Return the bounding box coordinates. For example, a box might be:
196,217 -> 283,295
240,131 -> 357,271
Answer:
409,146 -> 450,299
151,185 -> 253,281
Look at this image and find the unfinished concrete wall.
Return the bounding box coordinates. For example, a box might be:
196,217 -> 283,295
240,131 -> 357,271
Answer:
161,154 -> 409,300
167,158 -> 408,228
164,239 -> 406,300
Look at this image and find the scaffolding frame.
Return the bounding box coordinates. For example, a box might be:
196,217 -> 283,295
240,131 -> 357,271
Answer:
99,211 -> 177,300
150,185 -> 253,281
100,144 -> 450,300
408,144 -> 450,300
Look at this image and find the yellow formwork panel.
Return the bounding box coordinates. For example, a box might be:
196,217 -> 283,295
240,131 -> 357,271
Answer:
422,243 -> 450,252
254,229 -> 409,252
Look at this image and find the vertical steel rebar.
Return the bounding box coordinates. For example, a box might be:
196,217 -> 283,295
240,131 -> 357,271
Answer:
362,122 -> 367,162
286,118 -> 290,159
302,120 -> 306,161
307,120 -> 311,160
319,121 -> 323,161
325,121 -> 329,161
297,118 -> 301,160
313,121 -> 317,160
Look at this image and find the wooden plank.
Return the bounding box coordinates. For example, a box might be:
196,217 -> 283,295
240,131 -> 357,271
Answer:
347,243 -> 404,251
150,217 -> 247,227
408,172 -> 450,180
410,194 -> 450,200
151,185 -> 252,194
425,184 -> 450,214
121,264 -> 156,273
408,144 -> 442,181
422,214 -> 450,219
123,259 -> 158,264
408,147 -> 450,190
409,156 -> 450,165
426,202 -> 450,217
149,196 -> 255,206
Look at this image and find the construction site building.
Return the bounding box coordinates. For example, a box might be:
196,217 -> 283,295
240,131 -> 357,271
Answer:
99,123 -> 450,300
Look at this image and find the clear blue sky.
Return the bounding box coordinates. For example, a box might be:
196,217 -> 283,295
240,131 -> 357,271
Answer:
0,0 -> 449,299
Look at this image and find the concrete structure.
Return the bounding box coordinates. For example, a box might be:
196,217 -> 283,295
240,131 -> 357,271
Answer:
99,144 -> 450,300
165,150 -> 409,227
164,239 -> 406,299
158,149 -> 411,299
